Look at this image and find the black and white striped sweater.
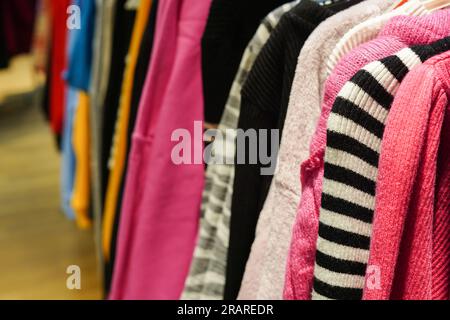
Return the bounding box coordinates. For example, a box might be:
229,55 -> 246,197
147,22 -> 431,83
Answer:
313,37 -> 450,300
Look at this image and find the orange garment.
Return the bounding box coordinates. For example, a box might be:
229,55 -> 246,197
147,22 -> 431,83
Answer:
102,0 -> 153,260
71,92 -> 92,230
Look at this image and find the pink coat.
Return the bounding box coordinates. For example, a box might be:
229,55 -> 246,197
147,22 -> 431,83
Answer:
110,0 -> 211,300
363,51 -> 450,300
284,11 -> 450,300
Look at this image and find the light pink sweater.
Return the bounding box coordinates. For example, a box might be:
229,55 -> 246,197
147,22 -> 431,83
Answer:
284,11 -> 450,300
363,51 -> 450,300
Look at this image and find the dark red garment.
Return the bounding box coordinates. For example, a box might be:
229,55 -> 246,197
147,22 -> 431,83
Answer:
0,0 -> 37,56
48,0 -> 71,135
0,13 -> 9,69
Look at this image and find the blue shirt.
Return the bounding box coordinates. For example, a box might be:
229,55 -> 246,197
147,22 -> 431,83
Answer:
66,0 -> 96,91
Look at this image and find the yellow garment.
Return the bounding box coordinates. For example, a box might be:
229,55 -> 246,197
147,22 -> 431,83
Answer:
72,92 -> 92,230
102,0 -> 153,260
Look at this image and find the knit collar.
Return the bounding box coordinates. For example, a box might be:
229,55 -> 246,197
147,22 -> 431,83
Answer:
240,0 -> 336,117
380,8 -> 450,44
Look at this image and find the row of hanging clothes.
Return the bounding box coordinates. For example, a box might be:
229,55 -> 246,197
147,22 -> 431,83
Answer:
36,0 -> 450,300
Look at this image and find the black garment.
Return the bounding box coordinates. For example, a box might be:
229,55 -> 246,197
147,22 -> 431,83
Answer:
40,41 -> 52,121
315,0 -> 357,8
224,0 -> 361,300
100,1 -> 136,205
321,0 -> 363,11
100,1 -> 136,296
103,0 -> 159,296
0,13 -> 9,69
201,0 -> 292,124
0,45 -> 8,69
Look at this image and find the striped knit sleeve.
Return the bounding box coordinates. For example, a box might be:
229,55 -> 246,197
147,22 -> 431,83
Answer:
312,37 -> 450,300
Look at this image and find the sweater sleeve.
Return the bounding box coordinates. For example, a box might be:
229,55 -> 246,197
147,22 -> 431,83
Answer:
432,101 -> 450,300
363,64 -> 445,300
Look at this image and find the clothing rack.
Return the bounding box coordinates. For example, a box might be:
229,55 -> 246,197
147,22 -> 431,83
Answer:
31,0 -> 450,301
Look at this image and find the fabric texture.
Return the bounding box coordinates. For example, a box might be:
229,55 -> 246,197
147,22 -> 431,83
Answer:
89,0 -> 118,295
66,0 -> 96,92
71,92 -> 93,229
32,0 -> 52,74
284,9 -> 450,300
61,10 -> 81,221
182,2 -> 298,301
104,0 -> 160,296
102,0 -> 152,263
61,10 -> 80,220
313,35 -> 450,301
201,0 -> 292,124
66,0 -> 97,228
60,0 -> 96,227
100,1 -> 136,208
238,0 -> 393,301
364,50 -> 450,300
49,0 -> 71,135
61,87 -> 79,220
110,0 -> 211,300
326,0 -> 427,74
225,0 -> 337,300
0,0 -> 37,57
90,0 -> 117,114
88,0 -> 118,263
0,13 -> 9,69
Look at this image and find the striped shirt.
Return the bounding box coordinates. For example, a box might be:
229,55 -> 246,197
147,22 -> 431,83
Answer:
181,2 -> 298,300
313,37 -> 450,300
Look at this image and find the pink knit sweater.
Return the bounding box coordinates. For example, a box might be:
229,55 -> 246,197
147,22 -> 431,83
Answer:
363,51 -> 450,300
284,10 -> 450,300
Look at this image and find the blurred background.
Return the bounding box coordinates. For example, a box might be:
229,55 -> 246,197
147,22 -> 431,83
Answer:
0,0 -> 101,299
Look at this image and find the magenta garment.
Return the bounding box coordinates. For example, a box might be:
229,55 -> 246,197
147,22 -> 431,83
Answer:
284,12 -> 450,300
364,52 -> 450,300
0,0 -> 37,56
110,0 -> 211,300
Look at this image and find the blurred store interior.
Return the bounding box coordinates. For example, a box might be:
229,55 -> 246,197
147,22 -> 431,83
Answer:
0,13 -> 101,300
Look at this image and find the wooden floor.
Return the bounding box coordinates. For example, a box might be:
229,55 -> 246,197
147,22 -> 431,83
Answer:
0,55 -> 35,103
0,93 -> 102,299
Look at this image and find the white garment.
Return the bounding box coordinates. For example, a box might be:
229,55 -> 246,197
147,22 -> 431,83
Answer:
326,0 -> 428,74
